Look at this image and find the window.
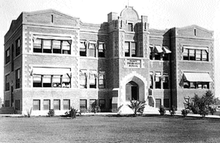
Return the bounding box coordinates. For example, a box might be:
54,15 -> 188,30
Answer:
5,48 -> 10,64
149,46 -> 153,60
128,23 -> 133,31
43,99 -> 50,110
131,42 -> 137,57
183,48 -> 189,60
164,99 -> 169,108
194,29 -> 197,36
125,42 -> 130,57
99,99 -> 106,111
163,54 -> 169,61
62,40 -> 71,54
99,71 -> 105,89
183,47 -> 208,61
155,99 -> 161,108
5,100 -> 10,107
150,72 -> 153,89
89,71 -> 97,88
189,49 -> 195,60
53,99 -> 60,110
33,75 -> 42,87
196,50 -> 201,61
43,75 -> 51,87
89,99 -> 97,111
16,38 -> 21,56
80,99 -> 87,111
62,74 -> 71,88
15,100 -> 20,110
183,81 -> 209,89
33,39 -> 42,53
52,40 -> 61,53
202,50 -> 208,61
11,44 -> 14,71
43,39 -> 51,53
33,38 -> 71,54
79,70 -> 87,88
163,73 -> 169,89
15,68 -> 21,89
80,41 -> 86,56
33,99 -> 40,110
5,75 -> 9,91
88,42 -> 96,57
98,42 -> 105,57
155,72 -> 161,89
63,99 -> 70,110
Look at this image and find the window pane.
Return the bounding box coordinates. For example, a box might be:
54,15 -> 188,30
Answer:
33,100 -> 40,110
80,72 -> 86,88
43,75 -> 51,87
99,72 -> 105,89
88,43 -> 96,57
62,41 -> 71,50
131,42 -> 137,57
53,75 -> 61,87
202,50 -> 208,61
156,99 -> 161,108
196,50 -> 201,61
80,99 -> 87,111
43,99 -> 50,110
43,40 -> 51,49
89,72 -> 96,88
89,99 -> 97,111
80,42 -> 86,56
125,42 -> 130,57
98,43 -> 105,57
63,99 -> 70,110
53,99 -> 60,110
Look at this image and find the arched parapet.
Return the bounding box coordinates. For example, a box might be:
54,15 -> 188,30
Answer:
120,6 -> 139,21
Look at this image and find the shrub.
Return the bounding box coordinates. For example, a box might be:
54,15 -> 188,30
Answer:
169,106 -> 176,116
48,109 -> 55,117
26,108 -> 32,118
159,105 -> 166,116
181,109 -> 189,117
127,100 -> 146,117
209,106 -> 216,115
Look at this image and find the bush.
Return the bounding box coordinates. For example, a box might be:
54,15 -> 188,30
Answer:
181,109 -> 189,117
48,109 -> 55,117
209,106 -> 216,115
159,105 -> 166,115
127,100 -> 146,117
169,106 -> 176,116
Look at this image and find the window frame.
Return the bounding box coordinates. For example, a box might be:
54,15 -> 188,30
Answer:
15,68 -> 21,89
33,99 -> 41,110
15,37 -> 21,56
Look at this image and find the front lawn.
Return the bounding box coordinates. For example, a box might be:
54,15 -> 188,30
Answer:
1,115 -> 220,143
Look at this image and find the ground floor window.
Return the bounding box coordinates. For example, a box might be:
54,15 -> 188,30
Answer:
99,99 -> 106,111
80,99 -> 87,112
33,99 -> 40,110
89,99 -> 97,112
53,99 -> 60,110
164,99 -> 169,108
15,100 -> 20,110
5,100 -> 10,107
155,99 -> 161,108
43,99 -> 50,110
63,99 -> 70,110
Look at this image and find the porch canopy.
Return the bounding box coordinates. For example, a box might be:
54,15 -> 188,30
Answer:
184,72 -> 212,82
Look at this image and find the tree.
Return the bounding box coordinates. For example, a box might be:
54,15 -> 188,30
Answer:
127,100 -> 146,117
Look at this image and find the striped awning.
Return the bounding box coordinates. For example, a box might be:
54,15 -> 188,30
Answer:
184,72 -> 212,82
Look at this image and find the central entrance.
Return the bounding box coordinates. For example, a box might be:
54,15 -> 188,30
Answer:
126,81 -> 139,100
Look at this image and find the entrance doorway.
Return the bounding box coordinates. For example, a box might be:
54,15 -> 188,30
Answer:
126,81 -> 139,101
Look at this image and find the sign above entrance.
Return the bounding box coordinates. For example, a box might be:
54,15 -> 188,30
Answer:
125,59 -> 143,68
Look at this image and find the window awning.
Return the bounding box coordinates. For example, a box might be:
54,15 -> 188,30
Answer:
163,46 -> 171,53
184,72 -> 212,82
154,46 -> 163,53
33,67 -> 70,75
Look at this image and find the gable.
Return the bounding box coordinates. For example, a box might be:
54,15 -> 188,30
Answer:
177,25 -> 213,38
25,9 -> 79,27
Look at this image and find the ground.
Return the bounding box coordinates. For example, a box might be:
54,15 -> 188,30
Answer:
1,115 -> 220,143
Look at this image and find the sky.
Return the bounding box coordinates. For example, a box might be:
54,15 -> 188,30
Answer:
0,0 -> 220,100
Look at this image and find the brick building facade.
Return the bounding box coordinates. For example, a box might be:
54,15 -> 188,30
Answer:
4,6 -> 214,115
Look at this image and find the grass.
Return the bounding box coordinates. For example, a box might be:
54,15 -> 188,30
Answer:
1,115 -> 220,143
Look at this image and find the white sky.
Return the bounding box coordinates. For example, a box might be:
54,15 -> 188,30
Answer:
0,0 -> 220,100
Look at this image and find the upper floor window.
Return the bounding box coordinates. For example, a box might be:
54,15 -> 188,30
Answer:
79,70 -> 87,88
98,43 -> 105,57
80,41 -> 87,56
150,45 -> 171,61
5,74 -> 9,91
32,67 -> 71,88
88,42 -> 96,57
183,47 -> 208,61
163,73 -> 169,89
128,23 -> 133,32
89,70 -> 97,88
15,68 -> 21,89
5,48 -> 10,64
16,37 -> 21,56
99,71 -> 105,89
33,38 -> 71,55
125,41 -> 138,57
